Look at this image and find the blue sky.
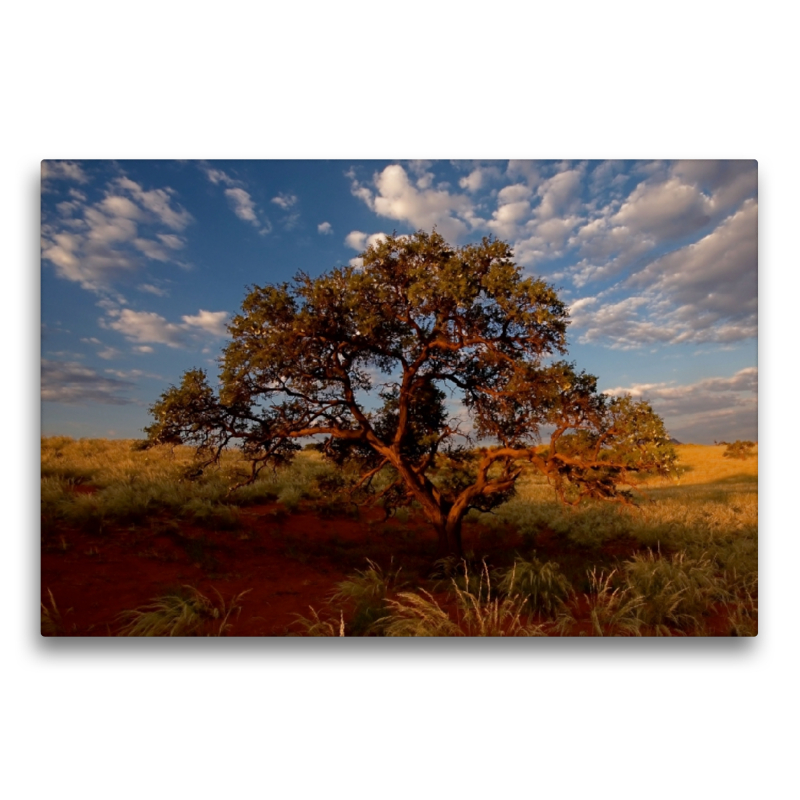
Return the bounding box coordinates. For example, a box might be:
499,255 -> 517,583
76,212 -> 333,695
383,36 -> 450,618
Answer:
41,159 -> 757,444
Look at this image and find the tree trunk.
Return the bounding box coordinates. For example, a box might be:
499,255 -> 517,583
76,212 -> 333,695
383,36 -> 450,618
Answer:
434,517 -> 463,558
446,517 -> 463,558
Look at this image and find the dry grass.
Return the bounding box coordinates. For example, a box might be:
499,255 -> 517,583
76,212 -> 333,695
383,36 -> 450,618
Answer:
41,588 -> 71,636
40,437 -> 339,533
116,586 -> 251,636
382,563 -> 547,637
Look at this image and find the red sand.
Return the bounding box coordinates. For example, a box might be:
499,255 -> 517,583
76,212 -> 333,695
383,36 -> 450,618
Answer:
41,492 -> 739,636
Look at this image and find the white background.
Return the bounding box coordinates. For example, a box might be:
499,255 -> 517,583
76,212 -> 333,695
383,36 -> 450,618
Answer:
5,3 -> 795,798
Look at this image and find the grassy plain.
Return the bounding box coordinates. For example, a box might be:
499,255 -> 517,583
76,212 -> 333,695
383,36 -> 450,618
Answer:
40,438 -> 757,636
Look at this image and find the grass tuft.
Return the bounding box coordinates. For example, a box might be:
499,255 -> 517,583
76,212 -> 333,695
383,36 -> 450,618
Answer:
117,586 -> 251,636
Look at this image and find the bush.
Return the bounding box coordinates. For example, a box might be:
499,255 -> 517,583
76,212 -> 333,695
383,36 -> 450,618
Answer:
329,559 -> 404,635
494,554 -> 573,617
723,441 -> 756,460
623,549 -> 726,634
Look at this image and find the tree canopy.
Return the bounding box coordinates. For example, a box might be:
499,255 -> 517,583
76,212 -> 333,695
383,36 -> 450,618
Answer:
145,231 -> 676,554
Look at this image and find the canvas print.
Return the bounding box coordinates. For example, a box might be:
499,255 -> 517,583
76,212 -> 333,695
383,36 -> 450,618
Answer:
41,160 -> 758,636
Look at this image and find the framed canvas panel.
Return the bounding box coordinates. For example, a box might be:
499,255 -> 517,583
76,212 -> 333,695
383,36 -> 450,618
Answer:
40,159 -> 758,637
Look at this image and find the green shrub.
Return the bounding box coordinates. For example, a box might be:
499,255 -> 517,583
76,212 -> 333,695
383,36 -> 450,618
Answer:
330,559 -> 404,635
494,554 -> 573,617
622,550 -> 726,634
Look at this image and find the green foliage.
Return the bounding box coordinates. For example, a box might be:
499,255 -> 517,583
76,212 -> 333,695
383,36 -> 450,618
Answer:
329,559 -> 404,635
494,554 -> 573,617
623,550 -> 725,634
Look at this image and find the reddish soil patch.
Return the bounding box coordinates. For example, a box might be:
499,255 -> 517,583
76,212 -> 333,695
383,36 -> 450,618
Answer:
41,501 -> 526,636
41,496 -> 739,636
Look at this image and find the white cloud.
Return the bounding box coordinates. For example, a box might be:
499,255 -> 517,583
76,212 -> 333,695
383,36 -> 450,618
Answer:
103,307 -> 229,348
42,173 -> 194,294
535,169 -> 583,220
569,199 -> 757,349
345,231 -> 367,250
133,237 -> 172,262
345,230 -> 387,252
225,187 -> 258,222
317,221 -> 333,235
488,183 -> 533,239
611,177 -> 712,240
205,167 -> 237,186
41,161 -> 89,186
115,177 -> 193,231
138,283 -> 169,297
157,233 -> 185,250
202,165 -> 270,233
181,309 -> 229,337
351,165 -> 474,242
459,169 -> 485,192
105,309 -> 186,347
99,195 -> 141,219
271,193 -> 298,210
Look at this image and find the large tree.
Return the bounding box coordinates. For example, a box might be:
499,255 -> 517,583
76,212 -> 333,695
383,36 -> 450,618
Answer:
145,231 -> 676,555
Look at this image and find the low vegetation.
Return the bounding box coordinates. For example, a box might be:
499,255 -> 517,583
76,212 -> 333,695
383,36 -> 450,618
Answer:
116,586 -> 251,637
722,440 -> 757,460
41,437 -> 757,636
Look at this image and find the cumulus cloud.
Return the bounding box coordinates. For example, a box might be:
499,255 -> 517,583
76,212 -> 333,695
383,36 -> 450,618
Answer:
459,169 -> 485,192
487,183 -> 533,239
632,199 -> 757,323
271,193 -> 297,210
569,201 -> 757,350
317,221 -> 333,235
115,178 -> 193,231
345,231 -> 387,251
202,165 -> 270,233
570,162 -> 757,288
457,164 -> 503,193
102,307 -> 229,348
568,294 -> 676,349
181,309 -> 229,337
225,187 -> 258,222
535,169 -> 583,220
41,160 -> 89,187
610,177 -> 712,240
41,359 -> 135,405
104,309 -> 186,347
603,367 -> 757,443
41,174 -> 193,294
488,168 -> 587,266
671,160 -> 757,214
350,165 -> 477,242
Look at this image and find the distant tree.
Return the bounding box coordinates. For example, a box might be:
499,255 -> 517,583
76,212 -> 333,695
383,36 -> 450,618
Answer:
145,231 -> 676,555
723,440 -> 756,459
